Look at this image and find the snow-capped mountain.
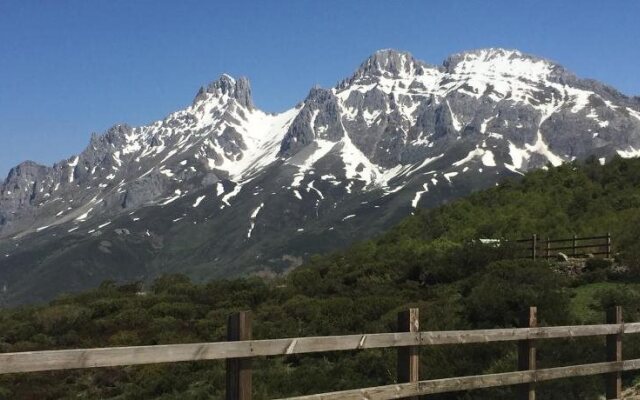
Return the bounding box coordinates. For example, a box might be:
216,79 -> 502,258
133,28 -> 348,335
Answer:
2,48 -> 640,304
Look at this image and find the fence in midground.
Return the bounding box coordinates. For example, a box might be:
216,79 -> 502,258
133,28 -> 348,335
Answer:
515,233 -> 612,260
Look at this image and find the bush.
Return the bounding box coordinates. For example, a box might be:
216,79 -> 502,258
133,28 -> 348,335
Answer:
583,258 -> 612,272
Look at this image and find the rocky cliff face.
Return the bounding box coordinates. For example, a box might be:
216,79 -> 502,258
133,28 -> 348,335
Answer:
2,48 -> 640,304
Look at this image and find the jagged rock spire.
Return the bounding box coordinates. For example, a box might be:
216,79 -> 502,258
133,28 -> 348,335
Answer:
193,74 -> 254,110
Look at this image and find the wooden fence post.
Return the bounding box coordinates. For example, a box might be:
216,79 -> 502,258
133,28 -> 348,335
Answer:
518,306 -> 537,400
226,311 -> 252,400
531,234 -> 537,260
397,308 -> 419,398
606,232 -> 612,259
572,234 -> 577,257
545,237 -> 550,259
605,306 -> 622,399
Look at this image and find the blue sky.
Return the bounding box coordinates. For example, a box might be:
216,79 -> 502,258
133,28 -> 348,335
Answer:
1,0 -> 639,177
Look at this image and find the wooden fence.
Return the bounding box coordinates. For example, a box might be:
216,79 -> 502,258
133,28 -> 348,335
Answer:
516,233 -> 612,260
0,306 -> 638,399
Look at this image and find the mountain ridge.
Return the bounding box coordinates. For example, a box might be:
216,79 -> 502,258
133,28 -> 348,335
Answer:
2,47 -> 640,304
4,48 -> 638,181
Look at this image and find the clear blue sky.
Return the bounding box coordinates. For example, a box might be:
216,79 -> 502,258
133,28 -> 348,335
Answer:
1,0 -> 639,178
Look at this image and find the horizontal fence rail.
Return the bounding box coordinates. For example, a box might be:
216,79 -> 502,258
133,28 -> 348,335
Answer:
276,359 -> 640,400
0,306 -> 638,399
1,323 -> 639,375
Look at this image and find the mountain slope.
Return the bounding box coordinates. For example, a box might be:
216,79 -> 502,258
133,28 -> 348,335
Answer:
2,48 -> 640,304
3,157 -> 640,399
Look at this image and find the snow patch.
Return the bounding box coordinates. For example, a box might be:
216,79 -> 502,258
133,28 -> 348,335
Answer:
247,203 -> 264,238
216,182 -> 225,196
160,189 -> 182,206
411,183 -> 429,208
308,180 -> 324,199
444,172 -> 458,182
221,182 -> 243,206
193,195 -> 206,208
617,147 -> 640,158
481,150 -> 496,167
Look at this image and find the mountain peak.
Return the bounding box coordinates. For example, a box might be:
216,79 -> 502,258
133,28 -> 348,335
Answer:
442,48 -> 563,79
337,49 -> 434,89
4,160 -> 49,185
450,47 -> 553,62
356,49 -> 431,78
193,74 -> 254,110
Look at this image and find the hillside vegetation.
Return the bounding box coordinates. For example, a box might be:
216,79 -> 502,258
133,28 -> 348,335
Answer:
2,156 -> 640,399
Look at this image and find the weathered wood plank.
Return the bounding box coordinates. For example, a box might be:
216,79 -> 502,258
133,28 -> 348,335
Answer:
606,306 -> 623,399
397,308 -> 419,400
517,307 -> 537,400
546,243 -> 609,251
1,323 -> 639,375
419,323 -> 628,344
0,332 -> 419,374
532,234 -> 537,259
276,359 -> 640,400
226,311 -> 252,400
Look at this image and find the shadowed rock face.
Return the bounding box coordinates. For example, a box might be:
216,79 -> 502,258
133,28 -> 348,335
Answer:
1,48 -> 640,304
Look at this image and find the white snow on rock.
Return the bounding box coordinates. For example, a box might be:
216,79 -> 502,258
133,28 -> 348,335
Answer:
221,182 -> 243,206
223,106 -> 301,181
506,142 -> 530,170
193,195 -> 206,208
160,189 -> 182,206
98,221 -> 111,229
411,183 -> 429,208
288,139 -> 336,187
247,202 -> 264,238
444,172 -> 458,182
307,180 -> 324,199
160,168 -> 174,177
216,182 -> 225,196
447,100 -> 462,131
525,131 -> 563,167
67,156 -> 79,183
76,207 -> 94,222
617,147 -> 640,158
481,150 -> 496,167
626,108 -> 640,121
453,147 -> 495,167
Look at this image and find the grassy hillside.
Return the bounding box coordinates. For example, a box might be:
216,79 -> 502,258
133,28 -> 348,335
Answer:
2,156 -> 640,399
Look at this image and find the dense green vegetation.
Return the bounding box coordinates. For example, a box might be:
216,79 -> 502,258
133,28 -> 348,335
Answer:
2,156 -> 640,399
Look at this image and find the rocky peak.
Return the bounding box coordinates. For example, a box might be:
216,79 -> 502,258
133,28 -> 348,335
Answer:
339,49 -> 433,89
305,86 -> 335,105
1,160 -> 53,235
193,74 -> 254,110
99,124 -> 133,147
2,161 -> 50,192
